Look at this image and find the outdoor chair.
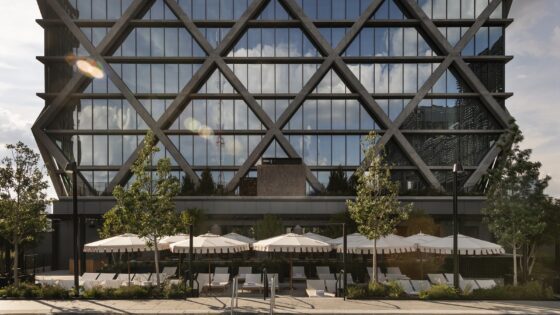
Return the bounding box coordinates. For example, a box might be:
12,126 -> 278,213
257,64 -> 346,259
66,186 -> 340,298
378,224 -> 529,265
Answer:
367,268 -> 385,282
242,274 -> 263,292
37,279 -> 58,286
306,279 -> 327,297
161,266 -> 177,277
459,279 -> 479,294
444,273 -> 464,285
324,279 -> 338,296
116,273 -> 133,283
133,273 -> 152,286
387,267 -> 402,275
81,272 -> 99,281
338,273 -> 354,285
385,273 -> 410,281
57,280 -> 74,290
97,273 -> 117,281
428,273 -> 449,285
237,267 -> 252,281
475,279 -> 497,289
316,266 -> 330,275
292,266 -> 307,281
318,273 -> 335,280
411,280 -> 432,292
195,273 -> 211,293
214,267 -> 229,275
83,280 -> 102,290
397,280 -> 419,296
205,274 -> 230,291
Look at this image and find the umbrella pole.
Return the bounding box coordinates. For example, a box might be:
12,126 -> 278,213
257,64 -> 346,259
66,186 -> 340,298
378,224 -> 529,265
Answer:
420,251 -> 424,280
127,250 -> 131,286
208,260 -> 212,295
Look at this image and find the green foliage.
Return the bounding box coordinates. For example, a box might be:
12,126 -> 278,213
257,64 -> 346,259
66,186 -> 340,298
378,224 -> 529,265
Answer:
179,208 -> 208,235
346,281 -> 405,299
101,131 -> 182,286
254,214 -> 284,240
162,284 -> 191,299
81,284 -> 192,299
482,123 -> 558,284
197,168 -> 216,195
180,175 -> 196,196
346,132 -> 412,282
402,209 -> 441,236
326,166 -> 354,195
0,142 -> 50,286
0,283 -> 69,299
469,281 -> 554,300
419,284 -> 460,300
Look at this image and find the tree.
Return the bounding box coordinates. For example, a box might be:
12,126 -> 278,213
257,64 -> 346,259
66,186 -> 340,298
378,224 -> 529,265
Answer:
0,142 -> 49,286
402,209 -> 441,237
326,166 -> 352,195
179,208 -> 208,235
102,131 -> 181,286
483,123 -> 551,285
180,175 -> 196,196
254,214 -> 284,240
197,168 -> 215,195
346,132 -> 412,283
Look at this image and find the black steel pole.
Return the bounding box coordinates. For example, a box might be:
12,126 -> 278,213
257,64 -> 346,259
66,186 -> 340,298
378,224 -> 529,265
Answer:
189,224 -> 193,291
343,223 -> 347,300
72,169 -> 79,296
452,169 -> 459,290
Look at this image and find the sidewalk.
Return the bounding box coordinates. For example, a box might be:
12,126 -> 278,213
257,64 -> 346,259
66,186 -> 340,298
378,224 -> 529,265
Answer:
1,297 -> 559,314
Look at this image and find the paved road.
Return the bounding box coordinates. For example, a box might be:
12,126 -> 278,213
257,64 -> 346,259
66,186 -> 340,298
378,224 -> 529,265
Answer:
1,297 -> 560,314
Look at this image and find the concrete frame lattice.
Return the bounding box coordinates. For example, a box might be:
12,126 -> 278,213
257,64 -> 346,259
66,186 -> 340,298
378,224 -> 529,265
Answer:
33,0 -> 512,197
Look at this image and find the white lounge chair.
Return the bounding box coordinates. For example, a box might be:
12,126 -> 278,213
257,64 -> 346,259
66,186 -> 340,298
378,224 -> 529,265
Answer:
102,280 -> 125,289
205,274 -> 230,291
214,267 -> 229,275
428,273 -> 449,285
266,273 -> 280,290
387,267 -> 402,275
385,273 -> 410,281
81,272 -> 99,281
133,273 -> 152,286
316,266 -> 330,275
57,280 -> 74,290
83,280 -> 102,290
306,280 -> 327,297
292,266 -> 307,281
340,273 -> 354,285
460,279 -> 479,294
397,280 -> 418,295
367,268 -> 385,282
411,280 -> 432,292
97,273 -> 116,281
318,273 -> 335,280
116,273 -> 133,284
237,267 -> 252,281
195,273 -> 211,293
325,279 -> 338,296
242,274 -> 263,292
37,279 -> 58,286
161,266 -> 177,277
475,279 -> 497,289
444,273 -> 464,286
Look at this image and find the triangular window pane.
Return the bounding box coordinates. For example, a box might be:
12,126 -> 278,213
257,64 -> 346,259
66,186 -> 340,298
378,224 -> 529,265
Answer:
262,139 -> 288,159
315,69 -> 350,93
257,0 -> 291,20
170,99 -> 264,131
79,28 -> 109,52
259,99 -> 290,123
372,0 -> 405,19
433,170 -> 474,193
68,0 -> 132,20
116,28 -> 206,57
142,0 -> 177,20
196,68 -> 236,93
319,28 -> 348,49
345,27 -> 436,56
432,69 -> 473,93
375,99 -> 408,122
384,140 -> 412,166
401,98 -> 500,130
200,28 -> 231,48
227,28 -> 320,57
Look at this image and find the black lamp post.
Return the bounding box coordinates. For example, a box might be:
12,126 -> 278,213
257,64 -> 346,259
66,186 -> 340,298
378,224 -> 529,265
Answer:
452,162 -> 463,290
65,162 -> 79,296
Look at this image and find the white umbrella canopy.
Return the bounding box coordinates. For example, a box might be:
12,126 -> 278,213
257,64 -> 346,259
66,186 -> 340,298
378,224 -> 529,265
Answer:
335,233 -> 416,254
303,232 -> 337,246
419,234 -> 506,255
159,234 -> 190,246
404,232 -> 442,248
253,233 -> 332,253
223,232 -> 256,245
170,233 -> 250,254
84,233 -> 153,253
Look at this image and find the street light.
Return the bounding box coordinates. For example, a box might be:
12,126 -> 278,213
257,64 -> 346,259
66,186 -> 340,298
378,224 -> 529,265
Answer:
452,161 -> 463,291
64,161 -> 79,296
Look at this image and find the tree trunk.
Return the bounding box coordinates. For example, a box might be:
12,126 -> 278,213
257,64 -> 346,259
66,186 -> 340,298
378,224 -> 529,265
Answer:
13,241 -> 19,287
372,239 -> 377,283
512,243 -> 517,286
153,237 -> 161,286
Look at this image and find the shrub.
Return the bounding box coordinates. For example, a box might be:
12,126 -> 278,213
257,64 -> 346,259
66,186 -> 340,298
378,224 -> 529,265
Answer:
113,285 -> 151,299
0,283 -> 70,299
469,281 -> 554,300
367,282 -> 387,297
385,281 -> 405,298
347,284 -> 369,299
82,286 -> 112,299
419,284 -> 460,300
163,284 -> 190,299
40,285 -> 70,299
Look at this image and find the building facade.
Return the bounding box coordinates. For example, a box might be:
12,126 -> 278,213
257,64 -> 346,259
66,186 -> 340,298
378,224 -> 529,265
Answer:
35,0 -> 513,268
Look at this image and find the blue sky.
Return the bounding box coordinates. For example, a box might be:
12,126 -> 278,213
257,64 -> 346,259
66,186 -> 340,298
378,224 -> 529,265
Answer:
0,1 -> 558,198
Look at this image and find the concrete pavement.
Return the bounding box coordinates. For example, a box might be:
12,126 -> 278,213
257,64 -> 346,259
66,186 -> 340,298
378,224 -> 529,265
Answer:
0,297 -> 559,314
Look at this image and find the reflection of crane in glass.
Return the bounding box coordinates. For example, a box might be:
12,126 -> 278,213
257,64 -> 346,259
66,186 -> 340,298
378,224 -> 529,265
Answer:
216,66 -> 227,188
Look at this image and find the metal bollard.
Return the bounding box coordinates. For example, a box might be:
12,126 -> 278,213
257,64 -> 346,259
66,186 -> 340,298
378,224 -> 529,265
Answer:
230,276 -> 238,314
270,276 -> 275,315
